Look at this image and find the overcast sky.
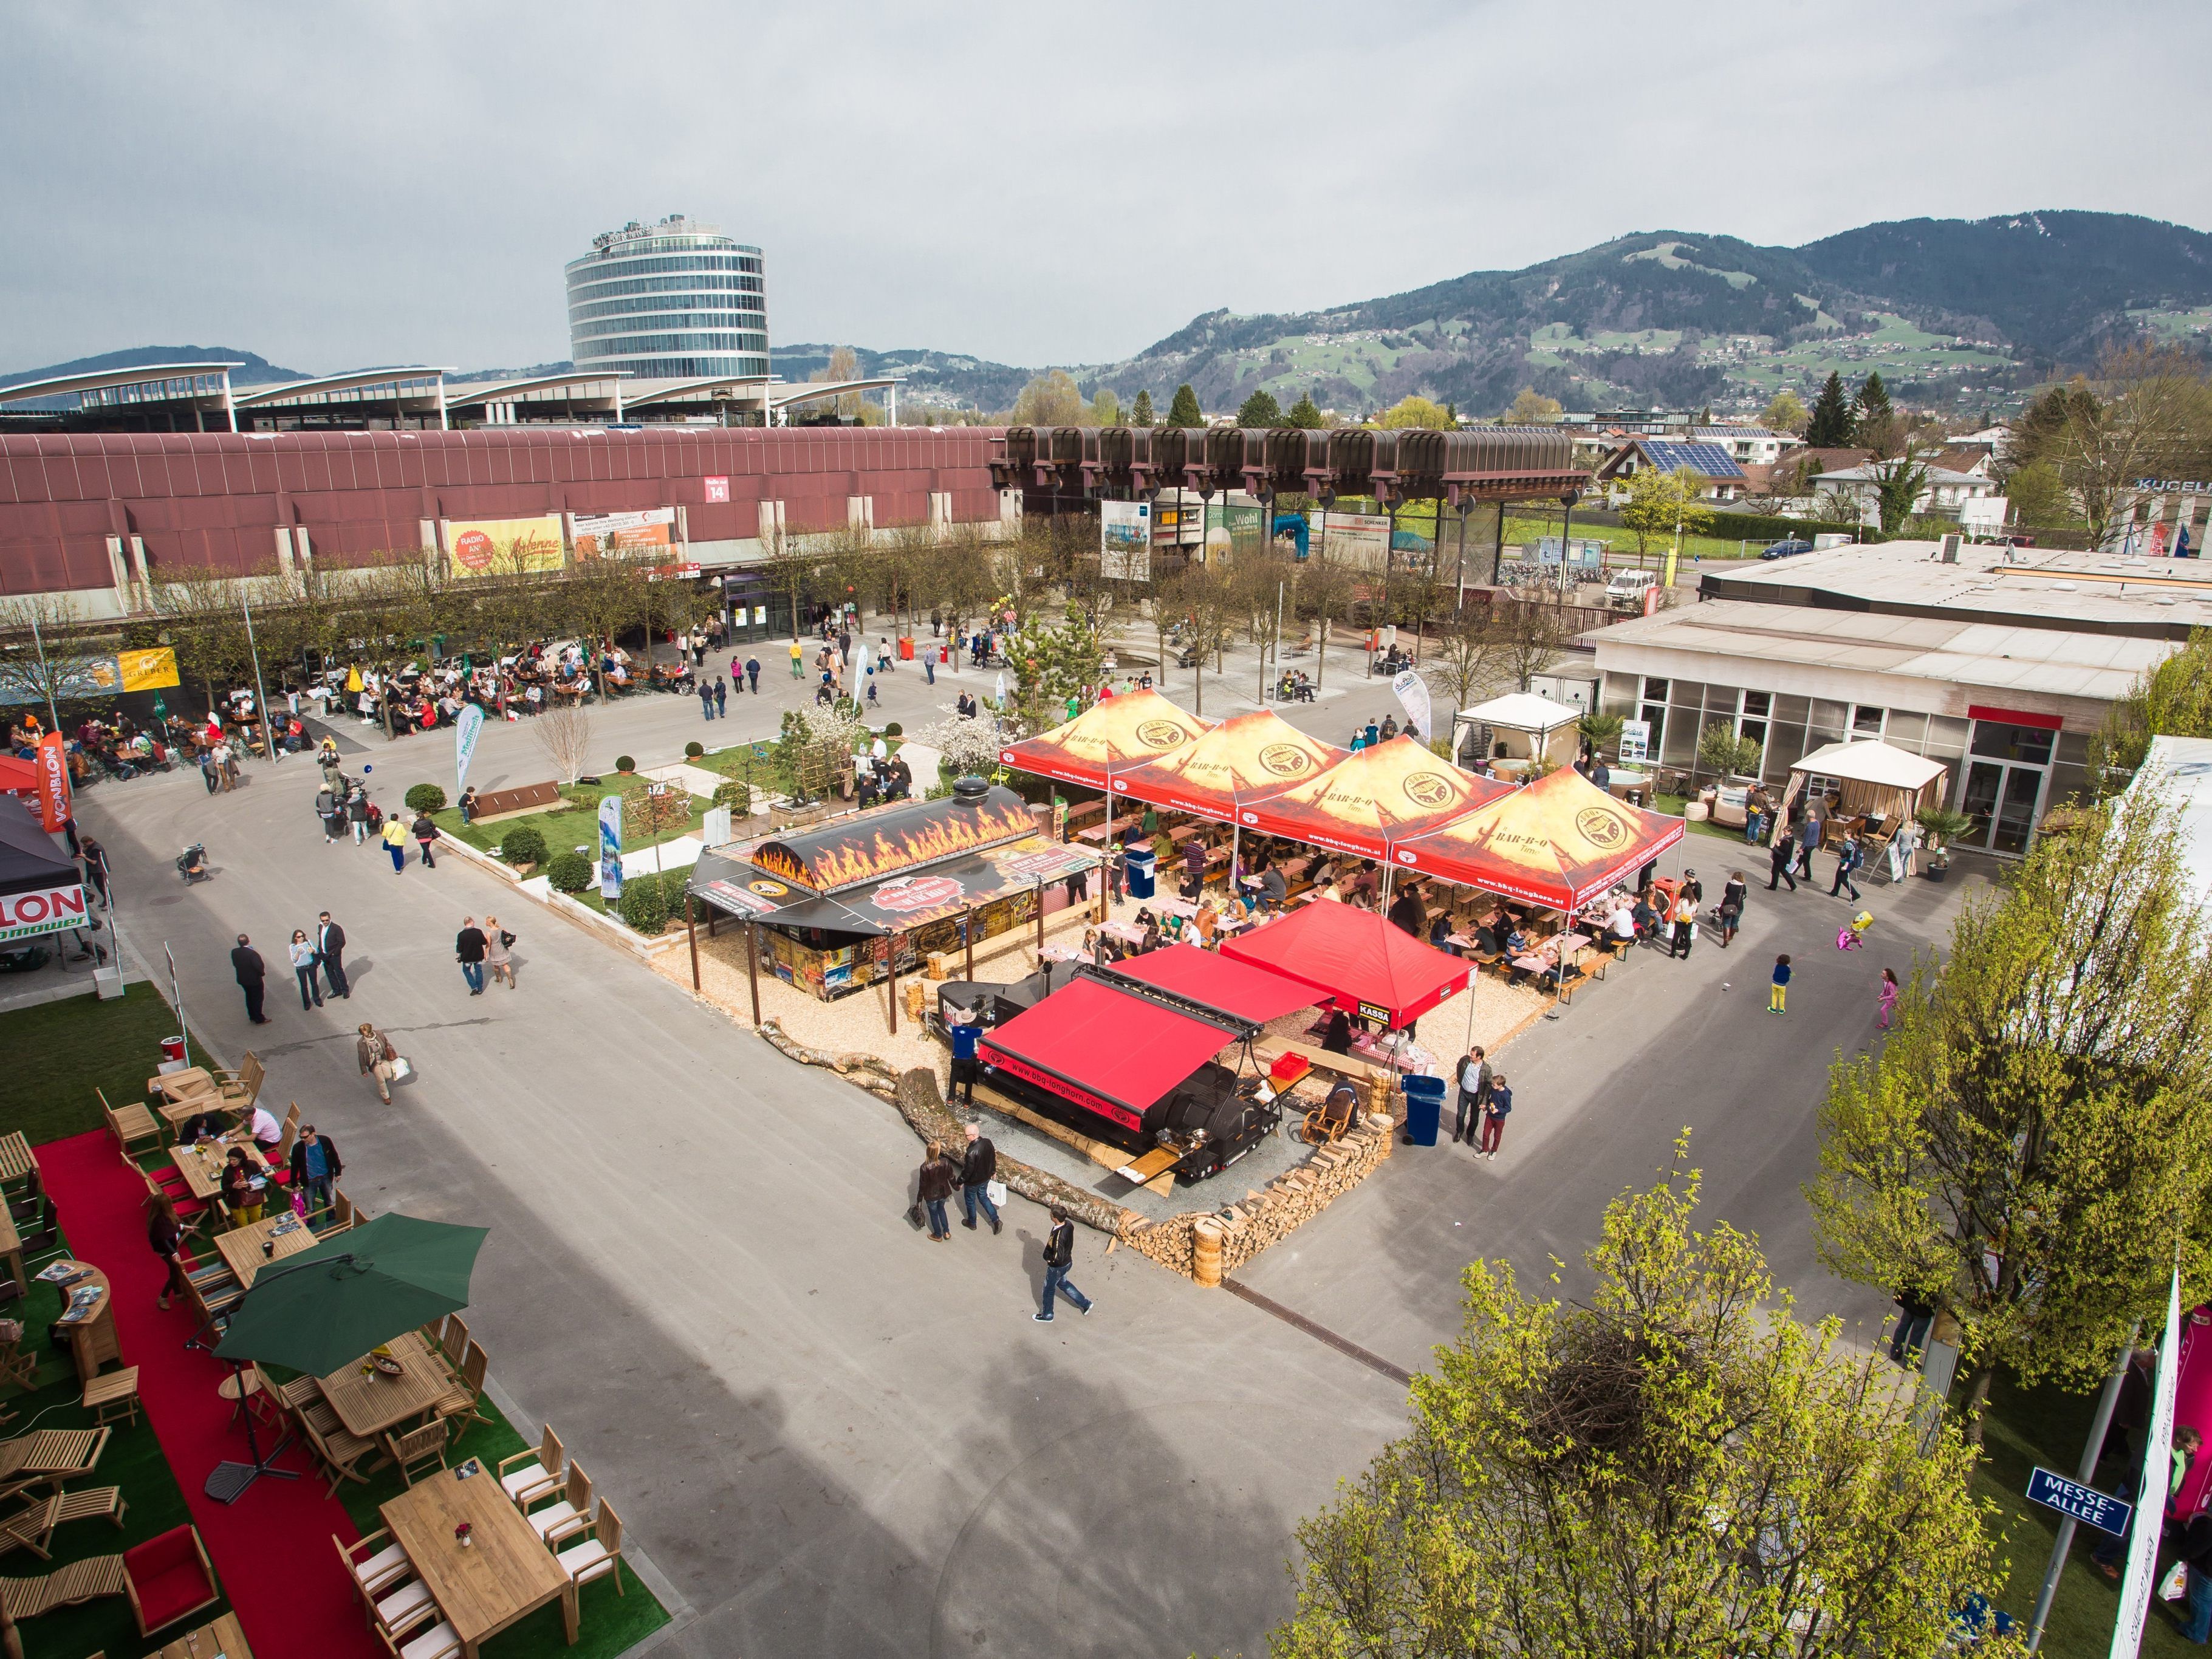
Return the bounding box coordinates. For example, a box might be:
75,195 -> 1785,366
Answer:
4,0 -> 2207,379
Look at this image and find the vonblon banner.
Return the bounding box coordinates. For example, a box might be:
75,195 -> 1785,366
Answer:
453,704 -> 485,797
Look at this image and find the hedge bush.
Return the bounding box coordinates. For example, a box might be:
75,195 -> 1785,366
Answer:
618,871 -> 671,936
884,722 -> 902,737
615,754 -> 636,773
713,778 -> 752,816
405,783 -> 448,813
546,849 -> 592,893
499,826 -> 548,867
1702,510 -> 1876,549
685,741 -> 705,759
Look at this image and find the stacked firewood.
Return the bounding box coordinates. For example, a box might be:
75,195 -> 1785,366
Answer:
1118,1112 -> 1395,1284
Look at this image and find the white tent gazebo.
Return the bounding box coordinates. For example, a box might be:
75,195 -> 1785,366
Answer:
1453,691 -> 1585,771
1783,739 -> 1950,871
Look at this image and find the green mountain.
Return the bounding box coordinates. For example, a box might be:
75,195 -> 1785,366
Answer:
0,344 -> 310,389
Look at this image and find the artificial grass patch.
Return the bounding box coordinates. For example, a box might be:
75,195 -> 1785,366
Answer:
0,983 -> 210,1148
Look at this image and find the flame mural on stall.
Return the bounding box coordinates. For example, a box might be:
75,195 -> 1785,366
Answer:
750,789 -> 1038,894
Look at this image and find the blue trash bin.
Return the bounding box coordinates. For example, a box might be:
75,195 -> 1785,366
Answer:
1402,1074 -> 1445,1146
1125,844 -> 1156,900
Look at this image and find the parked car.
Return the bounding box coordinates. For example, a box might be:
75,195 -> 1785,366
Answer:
1606,569 -> 1661,611
1760,538 -> 1815,560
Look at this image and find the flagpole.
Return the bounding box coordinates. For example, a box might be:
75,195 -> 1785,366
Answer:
241,597 -> 276,765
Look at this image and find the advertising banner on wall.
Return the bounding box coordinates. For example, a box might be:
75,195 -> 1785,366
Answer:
117,648 -> 180,691
0,880 -> 88,944
445,515 -> 564,578
1100,501 -> 1151,581
0,645 -> 179,706
1309,510 -> 1391,569
1205,499 -> 1264,553
573,507 -> 676,559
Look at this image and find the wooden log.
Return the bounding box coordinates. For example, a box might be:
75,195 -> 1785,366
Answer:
1192,1218 -> 1224,1288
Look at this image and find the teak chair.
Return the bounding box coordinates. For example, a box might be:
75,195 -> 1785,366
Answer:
525,1462 -> 594,1547
556,1499 -> 625,1604
435,1340 -> 490,1438
497,1425 -> 564,1511
383,1422 -> 449,1489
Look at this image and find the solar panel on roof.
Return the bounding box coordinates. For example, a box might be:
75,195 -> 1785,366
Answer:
1642,440 -> 1745,479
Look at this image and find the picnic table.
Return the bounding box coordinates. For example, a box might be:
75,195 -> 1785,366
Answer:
170,1135 -> 267,1204
214,1211 -> 318,1288
318,1329 -> 455,1440
382,1459 -> 576,1657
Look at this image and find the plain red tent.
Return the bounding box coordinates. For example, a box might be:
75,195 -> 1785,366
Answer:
1109,943 -> 1322,1025
979,976 -> 1231,1135
1219,901 -> 1470,1028
0,755 -> 38,799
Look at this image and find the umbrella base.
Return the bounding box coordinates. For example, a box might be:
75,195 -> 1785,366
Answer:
205,1452 -> 300,1503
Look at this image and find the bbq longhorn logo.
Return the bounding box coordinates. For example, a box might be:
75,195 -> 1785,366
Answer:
1575,808 -> 1631,852
1257,742 -> 1312,778
1402,771 -> 1456,809
1135,719 -> 1190,751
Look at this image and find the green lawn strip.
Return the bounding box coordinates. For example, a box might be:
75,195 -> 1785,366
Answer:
321,1384 -> 669,1657
1498,515 -> 1761,569
0,983 -> 211,1147
432,796 -> 709,863
1969,1370 -> 2197,1655
6,1219 -> 234,1659
1651,793 -> 1757,844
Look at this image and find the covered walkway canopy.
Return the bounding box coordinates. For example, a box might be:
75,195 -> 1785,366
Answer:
1395,766 -> 1685,909
0,361 -> 242,432
998,688 -> 1211,792
1109,708 -> 1343,824
234,367 -> 457,431
1238,733 -> 1511,860
1220,902 -> 1469,1028
445,370 -> 633,424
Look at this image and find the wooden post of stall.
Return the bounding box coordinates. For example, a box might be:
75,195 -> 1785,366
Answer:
886,934 -> 899,1035
1035,879 -> 1046,958
964,904 -> 976,981
746,919 -> 762,1026
685,894 -> 700,991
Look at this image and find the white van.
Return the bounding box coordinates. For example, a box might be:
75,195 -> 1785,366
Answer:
1606,569 -> 1660,611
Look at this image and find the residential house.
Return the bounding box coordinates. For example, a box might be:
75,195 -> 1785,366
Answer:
1594,438 -> 1750,503
1812,460 -> 2000,521
1753,446 -> 1873,499
1688,426 -> 1792,467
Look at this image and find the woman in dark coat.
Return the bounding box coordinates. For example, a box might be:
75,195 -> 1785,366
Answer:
917,1142 -> 958,1242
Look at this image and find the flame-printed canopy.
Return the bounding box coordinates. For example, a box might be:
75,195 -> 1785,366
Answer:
748,785 -> 1038,894
1109,710 -> 1346,824
1392,766 -> 1686,909
998,688 -> 1212,789
1237,733 -> 1512,861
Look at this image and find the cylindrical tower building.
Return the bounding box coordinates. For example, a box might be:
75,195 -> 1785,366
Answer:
564,216 -> 766,381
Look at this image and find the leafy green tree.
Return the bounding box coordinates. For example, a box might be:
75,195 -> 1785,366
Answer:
2002,460 -> 2076,530
1760,388 -> 1809,434
1276,1147 -> 2017,1658
1376,395 -> 1454,429
1506,386 -> 1562,423
1804,371 -> 1854,447
1616,467 -> 1713,568
1868,446 -> 1933,535
498,826 -> 547,867
2089,627 -> 2212,781
546,849 -> 591,891
1855,371 -> 1892,425
1284,392 -> 1325,429
1165,383 -> 1204,428
1089,388 -> 1120,425
1131,389 -> 1155,428
1695,720 -> 1761,781
1809,787 -> 2212,1436
1236,388 -> 1283,428
1010,369 -> 1086,427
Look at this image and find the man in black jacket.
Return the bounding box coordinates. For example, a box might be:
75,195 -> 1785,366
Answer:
315,912 -> 351,997
230,934 -> 269,1024
959,1123 -> 1001,1235
289,1123 -> 343,1216
456,917 -> 488,996
1034,1206 -> 1094,1322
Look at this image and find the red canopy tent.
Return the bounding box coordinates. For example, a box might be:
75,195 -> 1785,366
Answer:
1109,943 -> 1323,1025
979,975 -> 1233,1137
996,688 -> 1212,791
1219,902 -> 1471,1028
1109,710 -> 1344,824
1392,767 -> 1686,909
0,756 -> 38,801
1236,734 -> 1512,861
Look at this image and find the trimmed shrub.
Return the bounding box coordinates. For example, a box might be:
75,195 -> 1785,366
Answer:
618,871 -> 671,936
614,754 -> 636,773
883,722 -> 902,737
546,849 -> 592,892
404,783 -> 447,813
499,826 -> 548,867
713,778 -> 753,816
685,741 -> 705,759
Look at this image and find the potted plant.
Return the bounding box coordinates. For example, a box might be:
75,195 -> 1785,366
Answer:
1914,807 -> 1974,880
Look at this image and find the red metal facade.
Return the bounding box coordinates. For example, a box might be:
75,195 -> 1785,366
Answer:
0,426 -> 1007,595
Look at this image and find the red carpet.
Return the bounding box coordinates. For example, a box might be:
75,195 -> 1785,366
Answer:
41,1130 -> 383,1659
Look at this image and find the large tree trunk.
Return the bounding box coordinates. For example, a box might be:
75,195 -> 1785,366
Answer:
1958,1363 -> 1995,1445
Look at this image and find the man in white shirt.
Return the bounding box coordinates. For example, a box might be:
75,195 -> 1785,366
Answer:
1606,902 -> 1637,943
246,1104 -> 283,1153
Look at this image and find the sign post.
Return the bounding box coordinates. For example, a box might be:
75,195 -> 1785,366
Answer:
2027,1468 -> 2131,1538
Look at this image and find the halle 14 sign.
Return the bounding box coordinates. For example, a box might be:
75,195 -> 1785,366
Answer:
0,881 -> 87,943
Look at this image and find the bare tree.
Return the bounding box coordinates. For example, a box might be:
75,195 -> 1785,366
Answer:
533,704 -> 596,785
1423,605 -> 1515,731
1491,596 -> 1577,693
2055,344 -> 2212,549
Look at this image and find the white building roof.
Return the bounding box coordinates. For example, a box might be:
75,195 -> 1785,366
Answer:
2133,736 -> 2212,906
1812,463 -> 1989,487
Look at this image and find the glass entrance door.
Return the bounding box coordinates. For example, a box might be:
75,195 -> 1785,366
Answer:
1960,761 -> 2047,854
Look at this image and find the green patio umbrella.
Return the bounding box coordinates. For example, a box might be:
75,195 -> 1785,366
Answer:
213,1213 -> 488,1377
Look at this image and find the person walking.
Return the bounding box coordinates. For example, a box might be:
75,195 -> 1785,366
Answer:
1766,832 -> 1797,892
1477,1072 -> 1512,1158
484,915 -> 516,989
146,1199 -> 189,1312
1718,872 -> 1747,948
789,638 -> 804,679
289,1123 -> 343,1217
382,813 -> 409,872
412,807 -> 440,869
315,912 -> 350,998
746,655 -> 761,694
1668,890 -> 1697,960
959,1123 -> 1001,1234
347,787 -> 371,845
1795,809 -> 1821,882
1829,830 -> 1863,901
713,676 -> 727,719
1034,1206 -> 1095,1321
455,917 -> 488,995
947,1007 -> 981,1103
1878,966 -> 1899,1028
917,1141 -> 957,1242
357,1022 -> 399,1103
200,748 -> 221,793
321,795 -> 346,844
1769,953 -> 1792,1014
699,679 -> 716,722
287,928 -> 324,1010
230,934 -> 269,1024
1454,1046 -> 1490,1145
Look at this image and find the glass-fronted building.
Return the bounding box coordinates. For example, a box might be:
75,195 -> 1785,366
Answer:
564,216 -> 767,381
